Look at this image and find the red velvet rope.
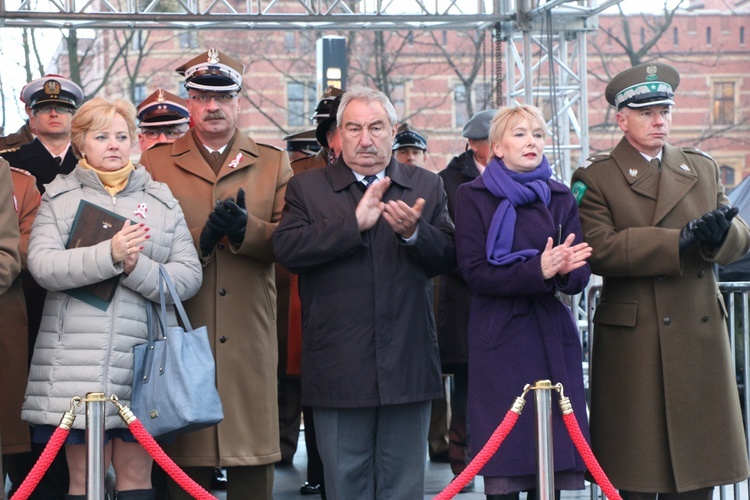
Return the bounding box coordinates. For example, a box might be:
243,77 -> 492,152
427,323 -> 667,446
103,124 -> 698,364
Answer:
127,418 -> 217,500
434,410 -> 520,500
562,412 -> 622,500
10,426 -> 69,500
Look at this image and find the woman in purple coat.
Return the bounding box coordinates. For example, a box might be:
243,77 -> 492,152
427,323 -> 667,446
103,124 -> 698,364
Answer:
455,105 -> 592,500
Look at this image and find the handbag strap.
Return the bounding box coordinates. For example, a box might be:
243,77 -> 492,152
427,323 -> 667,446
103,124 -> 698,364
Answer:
158,264 -> 193,332
142,302 -> 160,383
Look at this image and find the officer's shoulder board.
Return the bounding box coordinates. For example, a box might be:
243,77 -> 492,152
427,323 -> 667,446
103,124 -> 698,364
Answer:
680,146 -> 714,160
9,166 -> 32,176
581,152 -> 610,169
256,142 -> 283,152
0,146 -> 20,155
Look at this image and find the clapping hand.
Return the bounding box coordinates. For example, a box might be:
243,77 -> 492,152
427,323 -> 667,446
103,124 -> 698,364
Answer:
692,205 -> 738,249
199,188 -> 248,257
541,233 -> 592,280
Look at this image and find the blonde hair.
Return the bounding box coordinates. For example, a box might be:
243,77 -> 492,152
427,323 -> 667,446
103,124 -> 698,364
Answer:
70,97 -> 137,158
488,105 -> 548,153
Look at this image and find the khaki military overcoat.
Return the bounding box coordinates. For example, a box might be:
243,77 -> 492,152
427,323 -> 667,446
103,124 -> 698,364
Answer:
140,129 -> 292,467
0,164 -> 36,455
571,138 -> 750,492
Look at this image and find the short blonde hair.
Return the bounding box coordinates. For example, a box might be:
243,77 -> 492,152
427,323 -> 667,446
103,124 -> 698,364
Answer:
70,97 -> 137,158
489,105 -> 547,153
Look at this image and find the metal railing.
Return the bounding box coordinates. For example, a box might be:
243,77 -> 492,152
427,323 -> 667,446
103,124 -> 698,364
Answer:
584,281 -> 750,500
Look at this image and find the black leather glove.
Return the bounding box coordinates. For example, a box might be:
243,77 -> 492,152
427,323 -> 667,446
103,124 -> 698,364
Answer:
679,218 -> 699,253
693,205 -> 738,248
207,188 -> 248,245
199,217 -> 224,258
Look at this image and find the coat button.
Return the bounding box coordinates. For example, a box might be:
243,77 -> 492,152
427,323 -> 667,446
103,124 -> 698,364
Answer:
663,317 -> 672,325
220,336 -> 227,343
219,288 -> 226,296
217,243 -> 225,250
702,315 -> 710,322
656,276 -> 666,281
697,270 -> 705,278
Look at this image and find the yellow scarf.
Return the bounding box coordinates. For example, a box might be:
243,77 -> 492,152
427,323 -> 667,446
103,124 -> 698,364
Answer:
79,158 -> 135,197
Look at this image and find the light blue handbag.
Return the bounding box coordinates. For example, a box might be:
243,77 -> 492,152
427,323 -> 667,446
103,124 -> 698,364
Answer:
131,264 -> 223,440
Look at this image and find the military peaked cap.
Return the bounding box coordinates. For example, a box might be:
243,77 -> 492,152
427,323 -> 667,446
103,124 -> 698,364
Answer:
176,48 -> 245,92
606,62 -> 680,109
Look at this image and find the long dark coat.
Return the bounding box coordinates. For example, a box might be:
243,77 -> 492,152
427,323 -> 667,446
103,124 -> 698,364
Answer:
140,130 -> 292,467
273,157 -> 456,407
571,138 -> 750,492
437,149 -> 481,365
455,175 -> 591,478
1,138 -> 77,194
0,163 -> 33,455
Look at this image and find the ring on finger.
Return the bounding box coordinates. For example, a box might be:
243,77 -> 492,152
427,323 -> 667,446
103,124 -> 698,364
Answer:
126,248 -> 131,255
397,218 -> 404,223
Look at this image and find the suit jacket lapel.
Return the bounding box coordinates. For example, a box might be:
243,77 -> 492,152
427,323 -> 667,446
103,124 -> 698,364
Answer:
216,132 -> 260,181
611,138 -> 659,201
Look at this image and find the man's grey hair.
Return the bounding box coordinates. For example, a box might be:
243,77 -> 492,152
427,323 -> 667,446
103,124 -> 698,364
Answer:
336,85 -> 398,128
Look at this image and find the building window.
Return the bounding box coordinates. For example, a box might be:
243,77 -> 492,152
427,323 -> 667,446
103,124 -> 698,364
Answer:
179,31 -> 199,49
454,83 -> 492,128
284,33 -> 296,52
741,26 -> 745,45
673,27 -> 678,46
131,31 -> 145,51
390,83 -> 405,120
712,81 -> 735,125
721,166 -> 735,188
707,26 -> 712,45
133,83 -> 147,103
287,81 -> 316,127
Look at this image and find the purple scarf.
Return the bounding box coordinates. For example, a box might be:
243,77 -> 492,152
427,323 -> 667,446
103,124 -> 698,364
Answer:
483,155 -> 552,266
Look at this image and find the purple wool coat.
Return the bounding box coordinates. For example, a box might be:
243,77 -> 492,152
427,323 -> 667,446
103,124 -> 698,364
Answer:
455,174 -> 590,478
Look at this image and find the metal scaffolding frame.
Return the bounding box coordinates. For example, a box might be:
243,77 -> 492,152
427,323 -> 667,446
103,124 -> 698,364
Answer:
0,0 -> 621,179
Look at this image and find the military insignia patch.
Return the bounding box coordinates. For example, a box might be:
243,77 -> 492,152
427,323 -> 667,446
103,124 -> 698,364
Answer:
571,181 -> 588,206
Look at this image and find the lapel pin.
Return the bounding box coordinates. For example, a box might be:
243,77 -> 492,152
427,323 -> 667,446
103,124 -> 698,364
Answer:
228,152 -> 243,169
629,168 -> 638,178
134,203 -> 148,219
679,164 -> 689,171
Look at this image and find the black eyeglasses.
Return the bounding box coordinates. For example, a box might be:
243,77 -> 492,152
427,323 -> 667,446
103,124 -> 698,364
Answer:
188,93 -> 237,104
141,128 -> 187,140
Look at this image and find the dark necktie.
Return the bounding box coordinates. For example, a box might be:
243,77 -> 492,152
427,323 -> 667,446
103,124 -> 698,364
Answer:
361,175 -> 378,188
54,156 -> 62,166
650,158 -> 661,171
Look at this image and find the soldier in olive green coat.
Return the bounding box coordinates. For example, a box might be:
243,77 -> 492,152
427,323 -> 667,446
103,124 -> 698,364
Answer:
572,63 -> 750,499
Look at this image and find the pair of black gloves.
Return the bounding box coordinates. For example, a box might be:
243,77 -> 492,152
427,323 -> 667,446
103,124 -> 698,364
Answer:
679,205 -> 739,253
199,188 -> 247,257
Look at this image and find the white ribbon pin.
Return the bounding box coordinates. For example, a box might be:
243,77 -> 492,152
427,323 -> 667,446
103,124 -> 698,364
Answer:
679,164 -> 689,171
134,203 -> 148,219
629,169 -> 638,178
228,153 -> 243,169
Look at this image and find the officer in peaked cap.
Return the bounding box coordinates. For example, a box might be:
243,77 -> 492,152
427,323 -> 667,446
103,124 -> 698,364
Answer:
392,123 -> 428,168
459,109 -> 496,171
605,62 -> 679,110
136,88 -> 190,151
140,48 -> 292,500
1,74 -> 83,194
175,48 -> 245,92
571,61 -> 750,498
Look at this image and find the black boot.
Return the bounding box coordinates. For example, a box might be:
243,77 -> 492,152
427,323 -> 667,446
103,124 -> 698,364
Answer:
487,495 -> 520,500
113,489 -> 156,500
65,496 -> 86,500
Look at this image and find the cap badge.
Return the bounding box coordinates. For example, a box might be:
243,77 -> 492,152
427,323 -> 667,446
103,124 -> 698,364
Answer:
629,168 -> 638,178
646,65 -> 658,81
44,80 -> 61,97
228,152 -> 243,169
680,164 -> 689,171
208,48 -> 220,64
156,89 -> 166,103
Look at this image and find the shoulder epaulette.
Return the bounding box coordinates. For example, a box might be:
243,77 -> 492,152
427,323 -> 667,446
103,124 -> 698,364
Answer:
9,166 -> 32,176
0,146 -> 20,155
581,152 -> 610,169
290,153 -> 315,164
257,142 -> 283,152
680,146 -> 713,160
